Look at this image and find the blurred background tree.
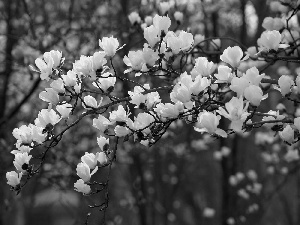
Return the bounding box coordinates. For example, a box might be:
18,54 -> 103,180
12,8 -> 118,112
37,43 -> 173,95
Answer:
0,0 -> 299,225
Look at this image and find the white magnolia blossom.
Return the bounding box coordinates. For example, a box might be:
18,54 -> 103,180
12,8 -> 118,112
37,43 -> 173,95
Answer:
262,17 -> 285,31
257,30 -> 283,51
109,105 -> 130,123
214,65 -> 233,83
81,153 -> 98,169
62,70 -> 77,87
128,11 -> 141,25
278,75 -> 294,96
35,109 -> 60,128
83,95 -> 102,109
217,96 -> 250,132
93,72 -> 116,92
6,171 -> 22,187
56,103 -> 72,118
39,88 -> 59,105
194,111 -> 227,137
279,125 -> 295,144
220,46 -> 244,68
76,162 -> 97,182
174,11 -> 183,24
13,152 -> 32,172
154,102 -> 184,119
244,85 -> 267,106
74,179 -> 91,194
97,136 -> 109,151
99,36 -> 119,57
191,57 -> 215,77
93,115 -> 112,133
50,78 -> 65,94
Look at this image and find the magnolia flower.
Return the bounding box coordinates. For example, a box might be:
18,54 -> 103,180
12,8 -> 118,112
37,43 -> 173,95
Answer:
83,95 -> 102,109
6,171 -> 22,187
35,109 -> 61,128
191,75 -> 211,95
13,152 -> 32,172
81,153 -> 98,169
174,11 -> 183,24
30,124 -> 47,143
128,11 -> 141,25
114,125 -> 131,137
12,125 -> 33,144
99,36 -> 119,57
131,113 -> 155,132
152,15 -> 171,35
46,50 -> 62,68
244,85 -> 267,106
76,162 -> 97,182
56,103 -> 72,118
262,17 -> 284,31
214,65 -> 233,83
35,54 -> 54,81
194,111 -> 227,137
91,51 -> 107,72
62,70 -> 77,87
144,25 -> 160,47
230,77 -> 250,97
144,16 -> 153,26
243,67 -> 264,86
142,44 -> 159,67
50,78 -> 65,94
160,2 -> 172,14
279,125 -> 295,144
220,46 -> 244,68
39,88 -> 59,105
170,83 -> 192,107
278,75 -> 294,96
109,105 -> 130,123
93,73 -> 116,92
97,136 -> 109,151
217,96 -> 250,132
154,102 -> 184,119
123,50 -> 145,71
73,55 -> 93,77
97,152 -> 108,165
93,115 -> 112,133
191,57 -> 215,77
11,145 -> 32,155
257,30 -> 282,51
74,179 -> 91,194
246,46 -> 258,58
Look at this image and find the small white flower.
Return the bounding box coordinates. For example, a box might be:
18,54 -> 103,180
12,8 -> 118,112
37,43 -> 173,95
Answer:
279,125 -> 295,144
174,11 -> 183,24
39,88 -> 59,105
56,103 -> 72,118
220,46 -> 244,68
128,12 -> 141,25
35,109 -> 61,128
278,75 -> 294,96
93,115 -> 112,133
99,36 -> 119,57
83,95 -> 102,109
74,179 -> 91,194
6,171 -> 22,187
97,136 -> 109,151
81,153 -> 98,169
13,152 -> 32,172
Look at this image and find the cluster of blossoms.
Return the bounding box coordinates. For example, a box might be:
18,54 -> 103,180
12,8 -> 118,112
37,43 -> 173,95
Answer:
6,2 -> 300,222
